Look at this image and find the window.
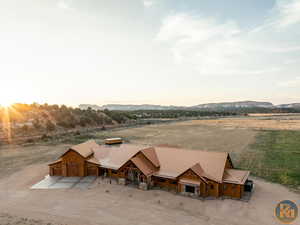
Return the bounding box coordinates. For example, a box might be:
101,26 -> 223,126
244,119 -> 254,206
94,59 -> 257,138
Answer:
210,184 -> 214,189
185,185 -> 195,193
111,170 -> 118,174
171,181 -> 177,185
223,184 -> 227,190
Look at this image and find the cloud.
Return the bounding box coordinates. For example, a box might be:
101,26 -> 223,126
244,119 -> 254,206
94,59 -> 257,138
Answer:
57,0 -> 72,10
156,1 -> 300,76
157,14 -> 240,43
156,14 -> 263,75
275,0 -> 300,27
156,14 -> 244,75
143,0 -> 154,7
278,77 -> 300,87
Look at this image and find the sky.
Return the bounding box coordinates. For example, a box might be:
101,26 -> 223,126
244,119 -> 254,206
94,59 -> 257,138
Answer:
0,0 -> 300,107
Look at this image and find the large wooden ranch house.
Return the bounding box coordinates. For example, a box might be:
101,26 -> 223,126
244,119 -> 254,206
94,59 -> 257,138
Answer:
49,140 -> 252,199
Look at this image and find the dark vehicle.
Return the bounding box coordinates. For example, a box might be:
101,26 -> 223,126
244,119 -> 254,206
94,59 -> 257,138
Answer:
244,180 -> 254,192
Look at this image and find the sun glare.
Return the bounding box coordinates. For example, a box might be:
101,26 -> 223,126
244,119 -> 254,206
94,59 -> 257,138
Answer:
0,100 -> 13,108
1,103 -> 11,108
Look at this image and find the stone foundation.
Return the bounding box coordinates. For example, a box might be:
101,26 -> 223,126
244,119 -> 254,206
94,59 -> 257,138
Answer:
139,182 -> 148,190
181,192 -> 198,197
118,178 -> 126,185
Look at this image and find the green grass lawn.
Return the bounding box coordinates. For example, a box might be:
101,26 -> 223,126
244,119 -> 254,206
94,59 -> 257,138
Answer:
237,130 -> 300,190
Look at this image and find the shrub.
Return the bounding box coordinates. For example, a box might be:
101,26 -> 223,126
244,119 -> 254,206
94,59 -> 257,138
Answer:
45,120 -> 55,131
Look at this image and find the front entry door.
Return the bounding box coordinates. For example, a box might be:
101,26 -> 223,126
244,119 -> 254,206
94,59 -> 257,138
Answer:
128,169 -> 140,184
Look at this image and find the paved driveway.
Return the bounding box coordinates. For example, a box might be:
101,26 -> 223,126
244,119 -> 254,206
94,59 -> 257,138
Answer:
31,175 -> 97,189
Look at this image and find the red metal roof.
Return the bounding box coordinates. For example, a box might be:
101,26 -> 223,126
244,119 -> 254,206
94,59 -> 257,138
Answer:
131,153 -> 156,176
141,147 -> 160,168
223,169 -> 250,184
53,140 -> 250,183
68,140 -> 98,158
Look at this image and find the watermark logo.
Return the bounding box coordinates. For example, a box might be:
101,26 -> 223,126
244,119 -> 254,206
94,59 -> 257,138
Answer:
275,200 -> 298,224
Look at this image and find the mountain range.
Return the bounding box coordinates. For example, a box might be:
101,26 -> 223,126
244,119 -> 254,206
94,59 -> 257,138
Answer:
79,101 -> 300,111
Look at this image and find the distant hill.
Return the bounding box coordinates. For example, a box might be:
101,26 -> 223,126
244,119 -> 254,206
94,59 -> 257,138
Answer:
79,104 -> 104,110
102,104 -> 186,111
276,103 -> 300,108
79,101 -> 300,111
193,101 -> 274,109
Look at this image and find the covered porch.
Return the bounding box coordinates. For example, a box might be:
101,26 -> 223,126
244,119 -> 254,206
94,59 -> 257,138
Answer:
178,178 -> 206,197
117,154 -> 155,190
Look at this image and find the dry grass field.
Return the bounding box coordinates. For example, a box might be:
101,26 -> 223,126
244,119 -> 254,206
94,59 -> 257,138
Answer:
99,117 -> 300,188
0,115 -> 299,225
182,116 -> 300,130
100,120 -> 258,153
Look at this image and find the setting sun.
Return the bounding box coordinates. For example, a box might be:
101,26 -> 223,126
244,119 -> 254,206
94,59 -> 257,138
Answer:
0,101 -> 12,108
0,1 -> 300,225
0,96 -> 15,107
0,79 -> 39,107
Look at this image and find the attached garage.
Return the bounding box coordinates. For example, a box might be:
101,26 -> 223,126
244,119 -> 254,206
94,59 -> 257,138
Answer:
222,169 -> 250,198
61,151 -> 86,177
48,140 -> 100,177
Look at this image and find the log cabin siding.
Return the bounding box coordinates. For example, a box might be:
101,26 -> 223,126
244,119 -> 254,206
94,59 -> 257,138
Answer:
108,169 -> 120,179
62,150 -> 86,177
152,176 -> 178,190
206,180 -> 220,197
221,183 -> 243,198
118,161 -> 132,178
241,184 -> 245,198
86,162 -> 99,176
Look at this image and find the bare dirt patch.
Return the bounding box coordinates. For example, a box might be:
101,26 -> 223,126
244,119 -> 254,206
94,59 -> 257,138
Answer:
0,144 -> 69,180
0,164 -> 299,225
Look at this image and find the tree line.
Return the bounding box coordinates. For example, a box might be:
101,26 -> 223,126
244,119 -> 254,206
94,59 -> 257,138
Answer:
1,103 -> 300,138
0,103 -> 133,136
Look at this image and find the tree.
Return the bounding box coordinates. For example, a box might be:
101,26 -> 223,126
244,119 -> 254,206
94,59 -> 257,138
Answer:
21,124 -> 30,133
46,120 -> 55,132
33,119 -> 41,129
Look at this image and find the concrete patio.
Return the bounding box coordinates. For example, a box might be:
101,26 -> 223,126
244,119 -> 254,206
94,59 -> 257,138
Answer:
31,175 -> 97,189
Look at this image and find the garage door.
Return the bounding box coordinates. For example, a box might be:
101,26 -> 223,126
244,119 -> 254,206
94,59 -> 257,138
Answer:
52,167 -> 62,176
67,162 -> 79,176
87,166 -> 98,176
